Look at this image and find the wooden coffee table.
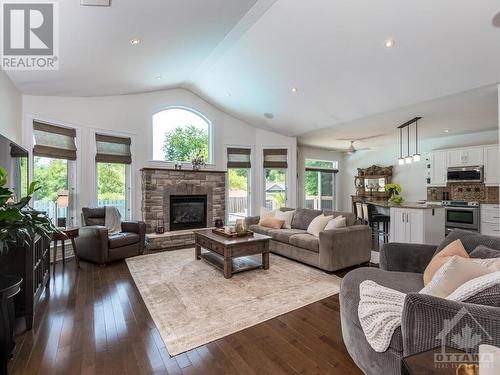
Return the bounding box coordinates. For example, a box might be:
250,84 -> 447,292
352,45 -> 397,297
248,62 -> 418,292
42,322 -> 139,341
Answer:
194,229 -> 271,279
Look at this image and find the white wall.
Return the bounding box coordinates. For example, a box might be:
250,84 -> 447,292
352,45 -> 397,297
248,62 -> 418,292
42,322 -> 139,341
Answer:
22,88 -> 297,221
341,129 -> 499,211
0,70 -> 22,144
297,146 -> 345,211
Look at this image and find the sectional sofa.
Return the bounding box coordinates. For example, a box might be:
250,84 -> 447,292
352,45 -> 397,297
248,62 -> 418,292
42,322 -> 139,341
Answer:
244,208 -> 372,272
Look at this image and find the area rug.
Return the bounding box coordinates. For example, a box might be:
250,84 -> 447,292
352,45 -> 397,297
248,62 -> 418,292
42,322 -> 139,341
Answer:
126,249 -> 342,356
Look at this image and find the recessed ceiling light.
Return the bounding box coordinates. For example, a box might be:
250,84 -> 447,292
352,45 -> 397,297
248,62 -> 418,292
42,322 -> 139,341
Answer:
291,87 -> 298,93
155,76 -> 162,80
130,38 -> 141,46
384,39 -> 395,48
264,113 -> 274,119
443,129 -> 450,133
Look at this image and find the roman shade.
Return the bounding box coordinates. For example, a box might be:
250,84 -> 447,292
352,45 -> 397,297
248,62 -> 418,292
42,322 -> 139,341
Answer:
33,121 -> 77,160
95,134 -> 132,164
263,149 -> 288,168
227,147 -> 251,168
305,166 -> 339,173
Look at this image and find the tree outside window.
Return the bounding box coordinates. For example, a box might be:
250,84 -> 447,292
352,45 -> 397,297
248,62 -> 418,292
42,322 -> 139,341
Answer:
265,169 -> 286,210
153,108 -> 211,163
97,163 -> 127,217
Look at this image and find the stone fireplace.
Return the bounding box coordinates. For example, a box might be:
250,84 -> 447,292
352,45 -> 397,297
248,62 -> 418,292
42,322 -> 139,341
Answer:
169,195 -> 207,231
141,168 -> 226,240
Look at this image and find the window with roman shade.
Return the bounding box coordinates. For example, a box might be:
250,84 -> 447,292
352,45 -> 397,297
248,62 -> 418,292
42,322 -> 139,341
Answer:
226,147 -> 251,168
95,134 -> 132,164
263,149 -> 288,168
33,121 -> 77,160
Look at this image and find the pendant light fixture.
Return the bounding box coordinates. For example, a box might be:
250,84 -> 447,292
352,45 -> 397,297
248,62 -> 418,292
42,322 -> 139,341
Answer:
405,125 -> 412,164
413,118 -> 421,162
396,116 -> 422,166
398,128 -> 404,165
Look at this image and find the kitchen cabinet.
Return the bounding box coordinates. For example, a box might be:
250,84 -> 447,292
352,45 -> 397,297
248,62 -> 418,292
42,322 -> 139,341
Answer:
484,145 -> 499,186
390,207 -> 445,245
427,151 -> 447,187
481,204 -> 500,237
447,147 -> 483,167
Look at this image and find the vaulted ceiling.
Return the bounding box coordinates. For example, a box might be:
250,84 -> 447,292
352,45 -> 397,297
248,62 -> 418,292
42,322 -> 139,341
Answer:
6,0 -> 500,144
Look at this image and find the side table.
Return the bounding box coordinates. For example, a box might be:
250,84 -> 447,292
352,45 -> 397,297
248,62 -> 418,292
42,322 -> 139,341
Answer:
0,275 -> 22,375
52,227 -> 80,275
402,346 -> 475,375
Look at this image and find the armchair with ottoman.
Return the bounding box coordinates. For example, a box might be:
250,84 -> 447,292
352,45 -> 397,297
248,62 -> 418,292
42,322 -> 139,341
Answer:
75,207 -> 146,266
340,229 -> 500,375
243,208 -> 372,272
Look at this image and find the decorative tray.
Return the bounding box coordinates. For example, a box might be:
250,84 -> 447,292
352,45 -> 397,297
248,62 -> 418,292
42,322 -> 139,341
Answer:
212,228 -> 254,238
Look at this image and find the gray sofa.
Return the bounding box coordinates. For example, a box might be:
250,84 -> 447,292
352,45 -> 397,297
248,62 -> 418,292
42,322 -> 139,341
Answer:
340,229 -> 500,375
244,208 -> 371,272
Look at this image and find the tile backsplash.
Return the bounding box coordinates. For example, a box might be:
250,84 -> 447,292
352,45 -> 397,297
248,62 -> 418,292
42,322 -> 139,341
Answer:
427,184 -> 499,203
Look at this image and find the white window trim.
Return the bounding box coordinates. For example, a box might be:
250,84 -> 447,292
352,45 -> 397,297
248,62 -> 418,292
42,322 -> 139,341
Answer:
261,145 -> 292,209
224,144 -> 254,224
149,105 -> 215,167
90,128 -> 135,221
23,113 -> 82,227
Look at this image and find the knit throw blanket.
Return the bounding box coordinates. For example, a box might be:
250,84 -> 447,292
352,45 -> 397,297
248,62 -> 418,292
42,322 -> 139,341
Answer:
105,206 -> 122,234
358,271 -> 500,352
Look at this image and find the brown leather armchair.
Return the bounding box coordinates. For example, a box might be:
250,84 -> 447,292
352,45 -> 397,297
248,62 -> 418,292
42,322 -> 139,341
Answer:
76,207 -> 146,266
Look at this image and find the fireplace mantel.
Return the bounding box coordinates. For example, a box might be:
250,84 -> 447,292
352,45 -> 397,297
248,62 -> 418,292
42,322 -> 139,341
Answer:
140,167 -> 226,174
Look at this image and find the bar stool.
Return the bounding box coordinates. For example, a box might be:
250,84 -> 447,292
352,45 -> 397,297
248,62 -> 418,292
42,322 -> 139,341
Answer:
355,202 -> 364,224
366,203 -> 390,245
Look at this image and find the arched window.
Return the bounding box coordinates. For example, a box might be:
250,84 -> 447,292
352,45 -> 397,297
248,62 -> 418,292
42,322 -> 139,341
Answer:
152,107 -> 212,163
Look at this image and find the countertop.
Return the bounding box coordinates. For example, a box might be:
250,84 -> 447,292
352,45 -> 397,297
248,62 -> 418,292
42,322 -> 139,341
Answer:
365,200 -> 444,209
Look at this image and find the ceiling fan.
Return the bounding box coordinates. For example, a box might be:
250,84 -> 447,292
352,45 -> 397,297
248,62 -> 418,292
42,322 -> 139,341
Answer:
336,134 -> 386,155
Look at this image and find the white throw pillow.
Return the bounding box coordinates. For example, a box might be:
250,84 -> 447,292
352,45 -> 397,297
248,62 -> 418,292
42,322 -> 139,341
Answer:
275,210 -> 295,229
307,214 -> 333,237
260,206 -> 277,220
324,216 -> 346,231
420,256 -> 493,298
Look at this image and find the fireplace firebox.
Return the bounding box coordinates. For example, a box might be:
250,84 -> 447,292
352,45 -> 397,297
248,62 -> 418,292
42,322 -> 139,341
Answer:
169,195 -> 207,231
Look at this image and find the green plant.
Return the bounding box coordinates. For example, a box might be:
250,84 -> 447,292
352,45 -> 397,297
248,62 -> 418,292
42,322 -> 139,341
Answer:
0,166 -> 58,254
385,183 -> 403,204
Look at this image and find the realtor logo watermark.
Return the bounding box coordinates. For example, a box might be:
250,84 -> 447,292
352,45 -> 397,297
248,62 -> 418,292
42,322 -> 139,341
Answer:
1,0 -> 59,70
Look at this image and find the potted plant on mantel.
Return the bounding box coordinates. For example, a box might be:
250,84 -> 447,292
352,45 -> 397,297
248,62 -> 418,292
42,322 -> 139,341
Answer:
0,166 -> 58,256
385,183 -> 403,204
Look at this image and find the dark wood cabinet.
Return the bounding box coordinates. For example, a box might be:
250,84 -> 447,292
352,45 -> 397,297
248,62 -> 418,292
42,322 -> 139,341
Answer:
0,235 -> 50,330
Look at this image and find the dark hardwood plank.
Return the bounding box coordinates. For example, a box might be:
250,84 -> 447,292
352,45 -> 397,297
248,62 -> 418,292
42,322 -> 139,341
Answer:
9,257 -> 362,375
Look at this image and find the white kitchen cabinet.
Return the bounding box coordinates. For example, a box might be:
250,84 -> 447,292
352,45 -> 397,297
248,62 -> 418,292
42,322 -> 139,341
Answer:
427,151 -> 447,187
481,204 -> 500,237
447,147 -> 483,167
390,207 -> 445,245
484,145 -> 499,186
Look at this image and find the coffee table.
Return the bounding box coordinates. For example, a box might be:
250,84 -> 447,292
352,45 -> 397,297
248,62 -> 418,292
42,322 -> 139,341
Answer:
194,229 -> 271,279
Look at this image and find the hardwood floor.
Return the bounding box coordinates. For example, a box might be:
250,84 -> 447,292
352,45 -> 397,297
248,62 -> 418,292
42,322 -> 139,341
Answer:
9,258 -> 362,375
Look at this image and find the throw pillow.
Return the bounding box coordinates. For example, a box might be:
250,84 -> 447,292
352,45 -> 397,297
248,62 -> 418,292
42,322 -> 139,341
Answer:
275,210 -> 295,229
324,216 -> 347,230
470,245 -> 500,259
421,256 -> 493,298
259,216 -> 285,229
260,206 -> 277,220
423,239 -> 469,285
307,214 -> 333,237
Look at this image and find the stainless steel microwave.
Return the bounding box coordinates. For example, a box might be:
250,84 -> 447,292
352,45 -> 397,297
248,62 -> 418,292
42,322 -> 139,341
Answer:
446,166 -> 483,183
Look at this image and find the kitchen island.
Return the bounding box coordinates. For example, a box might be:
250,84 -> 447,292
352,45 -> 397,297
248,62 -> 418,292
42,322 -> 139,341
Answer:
362,200 -> 445,245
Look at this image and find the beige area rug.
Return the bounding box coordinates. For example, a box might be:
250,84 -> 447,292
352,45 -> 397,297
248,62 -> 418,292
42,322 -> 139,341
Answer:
126,249 -> 342,356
